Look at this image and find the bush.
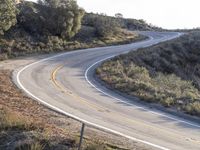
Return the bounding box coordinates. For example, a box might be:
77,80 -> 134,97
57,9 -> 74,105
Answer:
184,101 -> 200,116
82,13 -> 162,32
97,32 -> 200,117
18,0 -> 85,38
0,0 -> 18,35
0,108 -> 34,131
0,1 -> 146,60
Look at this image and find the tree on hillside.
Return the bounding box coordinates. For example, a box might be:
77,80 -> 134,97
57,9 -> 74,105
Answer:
82,13 -> 121,37
0,0 -> 18,35
95,16 -> 120,37
38,0 -> 85,38
115,13 -> 123,18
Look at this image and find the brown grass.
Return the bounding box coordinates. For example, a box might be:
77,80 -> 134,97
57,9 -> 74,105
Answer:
96,32 -> 200,117
0,69 -> 148,150
0,70 -> 82,149
0,107 -> 35,131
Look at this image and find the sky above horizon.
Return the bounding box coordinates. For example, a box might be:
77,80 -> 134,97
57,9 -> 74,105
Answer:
29,0 -> 200,29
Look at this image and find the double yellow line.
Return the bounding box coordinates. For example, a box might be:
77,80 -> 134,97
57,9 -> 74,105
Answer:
51,65 -> 108,112
50,65 -> 200,144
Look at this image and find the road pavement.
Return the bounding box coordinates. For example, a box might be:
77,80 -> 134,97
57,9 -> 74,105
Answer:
14,32 -> 200,150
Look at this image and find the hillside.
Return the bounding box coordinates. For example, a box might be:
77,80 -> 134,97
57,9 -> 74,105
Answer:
96,32 -> 200,117
0,1 -> 159,61
82,13 -> 162,31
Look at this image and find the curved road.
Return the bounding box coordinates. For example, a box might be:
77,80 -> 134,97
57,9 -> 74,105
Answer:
14,32 -> 200,150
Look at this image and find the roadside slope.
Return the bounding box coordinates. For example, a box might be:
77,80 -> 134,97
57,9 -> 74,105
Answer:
96,31 -> 200,117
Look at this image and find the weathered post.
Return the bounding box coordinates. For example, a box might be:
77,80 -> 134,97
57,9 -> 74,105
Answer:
78,123 -> 85,150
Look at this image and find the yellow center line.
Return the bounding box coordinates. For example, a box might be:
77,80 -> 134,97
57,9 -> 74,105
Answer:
50,65 -> 199,144
51,65 -> 107,112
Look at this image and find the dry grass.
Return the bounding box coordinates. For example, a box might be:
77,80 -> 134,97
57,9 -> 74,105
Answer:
0,107 -> 35,131
16,141 -> 45,150
0,70 -> 80,149
0,69 -> 148,150
97,32 -> 200,117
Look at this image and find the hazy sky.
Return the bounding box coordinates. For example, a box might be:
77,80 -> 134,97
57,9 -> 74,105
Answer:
29,0 -> 200,29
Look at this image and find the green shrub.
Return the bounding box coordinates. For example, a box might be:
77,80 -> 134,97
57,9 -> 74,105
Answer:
184,101 -> 200,116
97,47 -> 200,116
160,97 -> 175,107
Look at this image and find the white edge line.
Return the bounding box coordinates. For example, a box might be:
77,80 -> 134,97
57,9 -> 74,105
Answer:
15,33 -> 182,150
84,34 -> 200,129
85,56 -> 200,129
16,54 -> 170,150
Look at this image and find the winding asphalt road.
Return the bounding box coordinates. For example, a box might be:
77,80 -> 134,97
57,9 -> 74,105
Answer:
14,32 -> 200,150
